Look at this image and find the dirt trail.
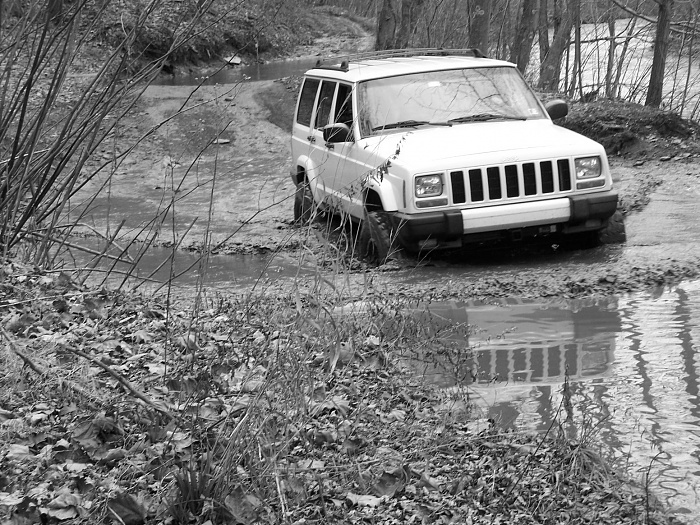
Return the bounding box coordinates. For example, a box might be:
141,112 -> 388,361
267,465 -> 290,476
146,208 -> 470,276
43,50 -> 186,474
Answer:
77,79 -> 297,252
75,15 -> 374,254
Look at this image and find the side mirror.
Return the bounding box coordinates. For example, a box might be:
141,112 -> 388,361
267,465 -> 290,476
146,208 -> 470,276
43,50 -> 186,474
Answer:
545,99 -> 569,120
323,123 -> 352,143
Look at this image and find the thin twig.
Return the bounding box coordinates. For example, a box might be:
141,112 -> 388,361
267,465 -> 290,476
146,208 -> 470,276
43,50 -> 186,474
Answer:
65,346 -> 176,420
0,326 -> 91,399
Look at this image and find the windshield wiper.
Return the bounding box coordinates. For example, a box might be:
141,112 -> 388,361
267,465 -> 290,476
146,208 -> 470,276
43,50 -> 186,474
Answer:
448,113 -> 527,123
372,120 -> 452,131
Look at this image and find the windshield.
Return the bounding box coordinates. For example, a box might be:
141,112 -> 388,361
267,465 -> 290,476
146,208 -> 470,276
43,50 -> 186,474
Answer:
357,66 -> 546,137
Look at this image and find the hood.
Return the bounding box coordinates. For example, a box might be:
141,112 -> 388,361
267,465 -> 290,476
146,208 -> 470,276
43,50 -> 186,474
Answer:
359,120 -> 605,172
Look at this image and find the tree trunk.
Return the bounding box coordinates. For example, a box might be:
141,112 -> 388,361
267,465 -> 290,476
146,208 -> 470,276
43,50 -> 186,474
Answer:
538,0 -> 574,91
604,13 -> 616,98
612,17 -> 637,99
570,0 -> 581,99
376,0 -> 400,50
537,0 -> 549,66
468,0 -> 492,55
396,0 -> 427,48
510,0 -> 538,72
645,0 -> 674,107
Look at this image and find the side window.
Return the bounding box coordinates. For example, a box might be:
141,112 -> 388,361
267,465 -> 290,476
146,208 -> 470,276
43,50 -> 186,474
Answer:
315,80 -> 337,129
296,78 -> 319,127
334,83 -> 354,128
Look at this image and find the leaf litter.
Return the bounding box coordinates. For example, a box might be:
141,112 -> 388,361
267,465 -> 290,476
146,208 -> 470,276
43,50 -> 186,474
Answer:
0,259 -> 686,524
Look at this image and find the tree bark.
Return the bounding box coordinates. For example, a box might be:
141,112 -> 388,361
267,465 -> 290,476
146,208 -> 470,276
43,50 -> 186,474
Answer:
396,0 -> 427,48
510,0 -> 538,72
537,0 -> 550,66
604,11 -> 616,98
376,0 -> 400,50
538,0 -> 574,91
645,0 -> 674,107
468,0 -> 492,55
570,0 -> 581,98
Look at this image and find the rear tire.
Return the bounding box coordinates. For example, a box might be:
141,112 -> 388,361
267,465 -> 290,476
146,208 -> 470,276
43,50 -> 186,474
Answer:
357,210 -> 404,263
294,181 -> 314,225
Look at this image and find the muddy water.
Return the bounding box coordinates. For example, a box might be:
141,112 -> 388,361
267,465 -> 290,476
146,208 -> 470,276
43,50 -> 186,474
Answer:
158,57 -> 320,86
65,239 -> 313,292
412,282 -> 700,523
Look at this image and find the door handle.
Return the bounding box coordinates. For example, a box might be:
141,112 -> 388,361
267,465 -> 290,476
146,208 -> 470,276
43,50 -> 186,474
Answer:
307,136 -> 316,143
326,143 -> 334,150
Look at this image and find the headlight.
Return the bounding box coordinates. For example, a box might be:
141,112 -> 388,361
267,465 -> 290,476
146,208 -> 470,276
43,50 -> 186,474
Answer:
415,173 -> 443,197
574,156 -> 601,179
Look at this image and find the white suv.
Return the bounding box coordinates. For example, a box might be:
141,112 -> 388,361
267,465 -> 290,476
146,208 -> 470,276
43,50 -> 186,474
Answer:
290,49 -> 623,261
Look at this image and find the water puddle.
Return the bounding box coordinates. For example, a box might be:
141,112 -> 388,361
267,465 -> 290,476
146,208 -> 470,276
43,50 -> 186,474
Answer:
156,57 -> 320,86
59,239 -> 309,291
407,284 -> 700,522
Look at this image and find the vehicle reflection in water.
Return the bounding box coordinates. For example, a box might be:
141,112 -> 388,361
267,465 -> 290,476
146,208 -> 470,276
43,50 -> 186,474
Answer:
411,284 -> 700,523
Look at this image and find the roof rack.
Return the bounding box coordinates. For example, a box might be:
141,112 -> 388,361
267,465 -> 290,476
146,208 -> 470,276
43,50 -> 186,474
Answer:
314,48 -> 487,72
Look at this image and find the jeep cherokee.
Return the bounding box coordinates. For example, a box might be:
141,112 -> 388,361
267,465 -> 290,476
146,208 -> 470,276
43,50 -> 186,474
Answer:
290,48 -> 623,261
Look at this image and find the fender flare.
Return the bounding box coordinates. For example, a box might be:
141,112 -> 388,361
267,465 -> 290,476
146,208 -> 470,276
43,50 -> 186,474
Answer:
294,155 -> 325,201
363,171 -> 401,211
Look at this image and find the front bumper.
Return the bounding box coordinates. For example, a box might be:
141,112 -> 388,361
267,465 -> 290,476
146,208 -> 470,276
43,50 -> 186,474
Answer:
388,191 -> 619,251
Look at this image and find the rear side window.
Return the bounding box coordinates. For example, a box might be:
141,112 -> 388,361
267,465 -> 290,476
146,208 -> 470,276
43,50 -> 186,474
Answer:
315,80 -> 337,129
296,78 -> 319,127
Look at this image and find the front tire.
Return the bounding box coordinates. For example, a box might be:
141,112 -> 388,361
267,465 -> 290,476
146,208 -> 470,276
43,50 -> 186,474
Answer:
597,210 -> 626,244
357,210 -> 404,263
569,210 -> 627,249
293,181 -> 314,225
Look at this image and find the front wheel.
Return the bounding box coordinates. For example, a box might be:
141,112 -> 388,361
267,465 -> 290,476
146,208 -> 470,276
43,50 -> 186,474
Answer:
357,210 -> 404,263
569,210 -> 627,249
597,210 -> 626,244
293,181 -> 315,225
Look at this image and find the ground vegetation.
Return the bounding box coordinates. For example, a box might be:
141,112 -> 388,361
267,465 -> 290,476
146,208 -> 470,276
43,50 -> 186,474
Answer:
0,261 -> 684,524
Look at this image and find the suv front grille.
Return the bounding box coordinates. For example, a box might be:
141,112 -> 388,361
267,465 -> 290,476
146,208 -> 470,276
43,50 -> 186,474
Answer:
450,159 -> 572,204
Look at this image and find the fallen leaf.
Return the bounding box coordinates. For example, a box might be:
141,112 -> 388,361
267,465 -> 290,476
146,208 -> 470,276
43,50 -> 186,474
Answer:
364,335 -> 381,348
95,447 -> 126,466
6,445 -> 33,461
224,486 -> 261,524
46,493 -> 81,520
372,469 -> 405,497
46,507 -> 79,520
47,493 -> 81,508
346,492 -> 382,507
145,362 -> 166,376
0,408 -> 16,422
129,329 -> 153,343
0,492 -> 25,506
64,461 -> 89,473
107,493 -> 146,525
175,334 -> 198,351
418,471 -> 440,491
